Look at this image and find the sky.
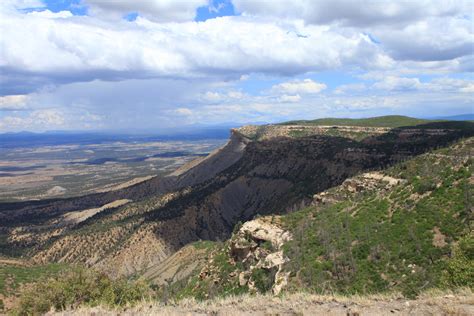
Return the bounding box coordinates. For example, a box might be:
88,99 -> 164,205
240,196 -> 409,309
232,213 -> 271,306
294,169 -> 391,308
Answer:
0,0 -> 473,132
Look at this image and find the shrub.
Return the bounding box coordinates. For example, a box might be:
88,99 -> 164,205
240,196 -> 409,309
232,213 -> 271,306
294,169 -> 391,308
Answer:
12,267 -> 152,315
441,235 -> 474,288
251,268 -> 275,293
412,177 -> 437,194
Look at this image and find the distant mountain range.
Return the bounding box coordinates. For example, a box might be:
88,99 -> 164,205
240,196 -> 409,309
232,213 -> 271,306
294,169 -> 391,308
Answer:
430,113 -> 474,121
0,127 -> 233,148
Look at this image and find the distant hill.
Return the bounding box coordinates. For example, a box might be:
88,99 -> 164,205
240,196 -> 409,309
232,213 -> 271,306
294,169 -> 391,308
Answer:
280,115 -> 439,128
431,114 -> 474,121
0,128 -> 231,149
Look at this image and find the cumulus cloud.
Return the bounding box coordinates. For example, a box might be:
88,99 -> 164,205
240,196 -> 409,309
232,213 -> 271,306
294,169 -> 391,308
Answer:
233,0 -> 473,64
376,17 -> 473,62
0,0 -> 471,132
0,109 -> 65,131
175,107 -> 193,116
333,83 -> 367,95
0,95 -> 29,110
272,79 -> 327,94
1,0 -> 469,96
85,0 -> 207,22
201,90 -> 246,103
27,9 -> 74,19
1,0 -> 44,10
0,8 -> 389,94
372,76 -> 422,91
233,0 -> 469,27
459,84 -> 474,93
278,94 -> 301,103
425,77 -> 474,93
369,76 -> 474,94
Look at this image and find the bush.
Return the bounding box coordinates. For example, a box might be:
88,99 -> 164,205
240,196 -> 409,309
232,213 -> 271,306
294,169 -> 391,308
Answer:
12,267 -> 152,315
441,235 -> 474,288
412,177 -> 437,194
251,268 -> 275,293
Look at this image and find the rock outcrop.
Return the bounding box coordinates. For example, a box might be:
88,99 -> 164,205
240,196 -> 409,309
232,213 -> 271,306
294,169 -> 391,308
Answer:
228,217 -> 292,294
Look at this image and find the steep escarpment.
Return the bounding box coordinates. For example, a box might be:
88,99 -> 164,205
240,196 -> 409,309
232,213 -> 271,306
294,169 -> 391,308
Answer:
171,136 -> 473,299
2,122 -> 474,279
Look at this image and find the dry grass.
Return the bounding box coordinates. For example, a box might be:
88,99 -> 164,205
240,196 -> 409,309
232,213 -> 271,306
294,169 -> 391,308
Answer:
48,289 -> 474,316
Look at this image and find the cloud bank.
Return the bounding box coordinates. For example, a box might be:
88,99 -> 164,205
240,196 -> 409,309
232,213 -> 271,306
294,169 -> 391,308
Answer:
0,0 -> 472,131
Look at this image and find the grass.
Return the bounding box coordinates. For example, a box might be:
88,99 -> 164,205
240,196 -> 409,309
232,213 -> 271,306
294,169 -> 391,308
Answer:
39,288 -> 474,315
190,240 -> 217,250
281,115 -> 438,128
10,266 -> 153,315
0,263 -> 67,296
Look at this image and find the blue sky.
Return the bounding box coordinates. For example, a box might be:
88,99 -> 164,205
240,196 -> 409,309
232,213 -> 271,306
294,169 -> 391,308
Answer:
0,0 -> 472,132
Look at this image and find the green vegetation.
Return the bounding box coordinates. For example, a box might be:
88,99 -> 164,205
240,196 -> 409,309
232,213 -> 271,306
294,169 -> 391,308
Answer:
190,240 -> 217,250
0,263 -> 67,295
12,266 -> 152,316
441,235 -> 474,288
281,115 -> 437,128
174,249 -> 249,300
282,142 -> 472,297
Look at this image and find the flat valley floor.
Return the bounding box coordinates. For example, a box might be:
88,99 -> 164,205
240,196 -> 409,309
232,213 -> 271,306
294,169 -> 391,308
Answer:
0,139 -> 224,202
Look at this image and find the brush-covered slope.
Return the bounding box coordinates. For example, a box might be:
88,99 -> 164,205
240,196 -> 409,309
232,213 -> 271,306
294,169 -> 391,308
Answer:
174,137 -> 473,299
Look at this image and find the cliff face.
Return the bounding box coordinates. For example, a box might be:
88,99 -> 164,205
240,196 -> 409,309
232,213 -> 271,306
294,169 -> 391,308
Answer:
165,137 -> 473,300
2,122 -> 474,277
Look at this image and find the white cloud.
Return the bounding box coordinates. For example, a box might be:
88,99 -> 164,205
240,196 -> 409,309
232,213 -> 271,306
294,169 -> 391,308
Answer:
272,79 -> 327,94
333,83 -> 366,95
84,0 -> 207,22
278,94 -> 301,103
425,77 -> 474,94
0,10 -> 389,94
201,90 -> 246,103
1,0 -> 44,10
227,91 -> 245,99
27,10 -> 73,19
233,0 -> 469,27
233,1 -> 473,64
0,109 -> 65,131
459,83 -> 474,93
202,91 -> 222,102
32,109 -> 65,125
375,17 -> 473,62
372,76 -> 422,91
0,94 -> 29,110
175,107 -> 193,116
0,0 -> 472,132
